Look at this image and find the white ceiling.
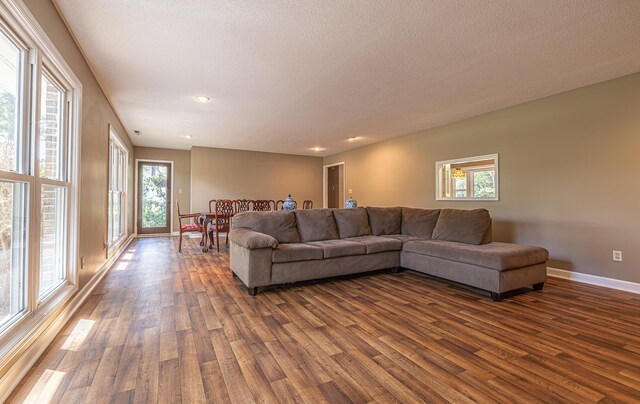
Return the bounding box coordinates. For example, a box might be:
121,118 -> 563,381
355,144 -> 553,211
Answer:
54,0 -> 640,156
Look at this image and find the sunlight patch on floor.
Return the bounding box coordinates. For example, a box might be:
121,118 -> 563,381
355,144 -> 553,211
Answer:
61,319 -> 95,351
114,261 -> 129,271
22,369 -> 65,404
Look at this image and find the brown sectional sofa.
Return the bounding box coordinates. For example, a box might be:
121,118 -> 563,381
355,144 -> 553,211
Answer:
228,207 -> 548,301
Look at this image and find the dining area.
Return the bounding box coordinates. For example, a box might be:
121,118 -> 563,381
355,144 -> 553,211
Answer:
176,197 -> 313,253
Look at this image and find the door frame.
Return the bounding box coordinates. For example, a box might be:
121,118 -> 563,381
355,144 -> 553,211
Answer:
323,162 -> 346,208
134,159 -> 174,235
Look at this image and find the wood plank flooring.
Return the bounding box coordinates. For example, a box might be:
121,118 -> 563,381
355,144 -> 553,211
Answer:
7,237 -> 640,403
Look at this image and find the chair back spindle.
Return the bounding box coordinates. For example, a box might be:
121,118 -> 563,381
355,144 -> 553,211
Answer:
252,200 -> 274,211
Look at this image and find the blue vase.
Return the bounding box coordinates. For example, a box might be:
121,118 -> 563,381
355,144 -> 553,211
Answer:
345,197 -> 358,208
282,194 -> 297,211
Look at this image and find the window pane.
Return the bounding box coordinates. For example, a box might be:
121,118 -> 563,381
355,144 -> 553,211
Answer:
39,74 -> 64,180
0,31 -> 21,173
141,165 -> 167,228
108,140 -> 127,248
113,191 -> 120,240
472,171 -> 496,198
108,191 -> 113,243
39,185 -> 66,297
0,181 -> 27,328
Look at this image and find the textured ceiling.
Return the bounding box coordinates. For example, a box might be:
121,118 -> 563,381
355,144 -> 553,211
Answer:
54,0 -> 640,156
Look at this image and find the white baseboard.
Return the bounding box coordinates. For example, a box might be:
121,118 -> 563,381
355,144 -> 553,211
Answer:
547,267 -> 640,294
0,234 -> 135,402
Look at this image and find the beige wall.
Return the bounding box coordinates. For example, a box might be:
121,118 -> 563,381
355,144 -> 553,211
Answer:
133,147 -> 191,232
25,0 -> 134,288
325,73 -> 640,284
190,146 -> 323,213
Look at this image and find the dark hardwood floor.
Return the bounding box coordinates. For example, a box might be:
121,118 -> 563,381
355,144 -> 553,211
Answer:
7,237 -> 640,403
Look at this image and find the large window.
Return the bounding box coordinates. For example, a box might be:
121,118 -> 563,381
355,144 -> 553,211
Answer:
108,127 -> 127,253
0,0 -> 80,371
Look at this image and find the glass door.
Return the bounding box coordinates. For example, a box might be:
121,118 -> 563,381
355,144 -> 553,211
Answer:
137,161 -> 171,234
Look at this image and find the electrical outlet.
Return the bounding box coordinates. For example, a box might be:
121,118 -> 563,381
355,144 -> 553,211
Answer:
178,188 -> 182,194
80,256 -> 86,269
612,250 -> 622,262
348,189 -> 353,194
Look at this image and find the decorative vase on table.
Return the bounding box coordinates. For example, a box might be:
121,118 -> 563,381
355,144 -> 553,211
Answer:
345,197 -> 358,208
282,194 -> 297,211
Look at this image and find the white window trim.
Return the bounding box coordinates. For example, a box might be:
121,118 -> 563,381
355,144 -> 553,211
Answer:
107,125 -> 128,257
450,166 -> 496,199
0,0 -> 82,383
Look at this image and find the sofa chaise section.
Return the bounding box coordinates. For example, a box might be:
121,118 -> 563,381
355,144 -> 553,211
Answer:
402,240 -> 548,300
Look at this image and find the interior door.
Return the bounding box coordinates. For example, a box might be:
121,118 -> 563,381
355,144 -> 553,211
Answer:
137,161 -> 171,234
327,166 -> 339,208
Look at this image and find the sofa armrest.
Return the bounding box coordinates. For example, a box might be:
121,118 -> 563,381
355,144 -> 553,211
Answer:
229,228 -> 278,249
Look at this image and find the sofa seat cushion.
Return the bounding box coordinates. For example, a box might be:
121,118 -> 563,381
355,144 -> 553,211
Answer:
295,209 -> 339,242
345,236 -> 402,254
366,207 -> 401,235
333,208 -> 373,238
306,240 -> 366,259
403,240 -> 549,271
431,209 -> 491,245
272,243 -> 323,263
383,234 -> 423,244
401,208 -> 441,239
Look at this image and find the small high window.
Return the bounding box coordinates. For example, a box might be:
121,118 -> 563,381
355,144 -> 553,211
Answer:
436,154 -> 499,201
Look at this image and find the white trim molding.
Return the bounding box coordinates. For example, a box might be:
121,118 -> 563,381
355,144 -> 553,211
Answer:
0,234 -> 135,402
547,267 -> 640,294
323,162 -> 346,209
134,159 -> 175,235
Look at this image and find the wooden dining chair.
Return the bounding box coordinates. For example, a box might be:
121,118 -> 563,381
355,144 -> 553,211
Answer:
251,200 -> 274,211
208,199 -> 217,213
209,199 -> 234,252
176,201 -> 203,253
233,199 -> 251,214
302,200 -> 313,209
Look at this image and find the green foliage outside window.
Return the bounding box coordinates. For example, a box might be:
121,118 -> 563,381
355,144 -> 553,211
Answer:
473,171 -> 496,198
141,167 -> 167,228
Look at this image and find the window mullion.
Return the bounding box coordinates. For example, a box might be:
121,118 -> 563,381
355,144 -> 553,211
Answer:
28,47 -> 42,311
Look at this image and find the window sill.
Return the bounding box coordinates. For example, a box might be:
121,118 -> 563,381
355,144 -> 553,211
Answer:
107,233 -> 128,259
0,283 -> 77,374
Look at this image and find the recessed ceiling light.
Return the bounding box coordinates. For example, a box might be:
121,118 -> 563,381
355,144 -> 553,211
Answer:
347,137 -> 360,142
311,146 -> 325,152
184,135 -> 193,139
194,95 -> 211,103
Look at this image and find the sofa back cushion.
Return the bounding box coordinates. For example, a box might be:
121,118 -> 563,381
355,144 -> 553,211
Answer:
333,208 -> 372,238
401,208 -> 441,239
366,207 -> 401,235
231,211 -> 301,244
431,208 -> 491,245
294,209 -> 339,242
